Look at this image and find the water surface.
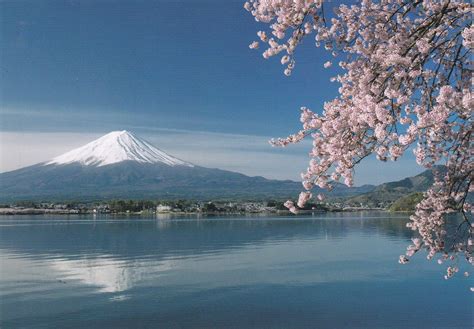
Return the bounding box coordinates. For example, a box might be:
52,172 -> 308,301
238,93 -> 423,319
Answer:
0,213 -> 471,328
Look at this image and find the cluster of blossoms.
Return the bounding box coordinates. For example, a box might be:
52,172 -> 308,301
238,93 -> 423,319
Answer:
245,0 -> 473,280
284,200 -> 298,214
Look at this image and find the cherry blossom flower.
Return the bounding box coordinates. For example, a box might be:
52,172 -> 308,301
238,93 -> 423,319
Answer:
297,191 -> 312,208
249,41 -> 259,49
245,0 -> 473,280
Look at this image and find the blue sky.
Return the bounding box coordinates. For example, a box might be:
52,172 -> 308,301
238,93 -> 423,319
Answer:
0,0 -> 422,184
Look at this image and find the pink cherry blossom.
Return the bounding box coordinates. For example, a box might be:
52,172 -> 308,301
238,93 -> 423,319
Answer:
245,0 -> 473,281
297,191 -> 312,208
323,61 -> 332,68
249,41 -> 259,49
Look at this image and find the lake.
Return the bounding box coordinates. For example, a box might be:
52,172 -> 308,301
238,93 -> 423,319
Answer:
0,213 -> 472,328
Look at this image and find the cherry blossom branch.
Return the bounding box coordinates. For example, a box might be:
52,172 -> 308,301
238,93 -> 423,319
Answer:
244,0 -> 473,281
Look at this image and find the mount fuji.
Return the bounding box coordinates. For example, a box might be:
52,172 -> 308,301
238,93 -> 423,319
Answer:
0,131 -> 373,202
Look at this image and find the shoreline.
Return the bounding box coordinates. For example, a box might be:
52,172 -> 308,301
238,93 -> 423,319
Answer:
0,207 -> 387,216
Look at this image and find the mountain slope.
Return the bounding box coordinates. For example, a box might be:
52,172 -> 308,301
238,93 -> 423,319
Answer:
344,166 -> 446,206
0,162 -> 375,202
0,130 -> 378,202
0,161 -> 298,201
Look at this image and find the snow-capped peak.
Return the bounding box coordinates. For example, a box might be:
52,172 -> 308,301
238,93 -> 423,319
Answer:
46,130 -> 194,167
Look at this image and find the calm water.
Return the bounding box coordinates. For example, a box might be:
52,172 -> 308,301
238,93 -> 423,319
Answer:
0,213 -> 472,328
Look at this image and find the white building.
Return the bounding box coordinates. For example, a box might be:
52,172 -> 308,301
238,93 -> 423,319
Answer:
156,204 -> 172,213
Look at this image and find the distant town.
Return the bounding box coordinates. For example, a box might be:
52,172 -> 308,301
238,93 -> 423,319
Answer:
0,199 -> 392,215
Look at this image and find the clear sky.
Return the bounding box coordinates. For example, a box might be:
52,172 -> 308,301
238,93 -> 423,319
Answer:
0,0 -> 422,184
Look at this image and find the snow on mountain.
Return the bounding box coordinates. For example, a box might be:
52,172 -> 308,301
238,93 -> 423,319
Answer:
46,130 -> 193,167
